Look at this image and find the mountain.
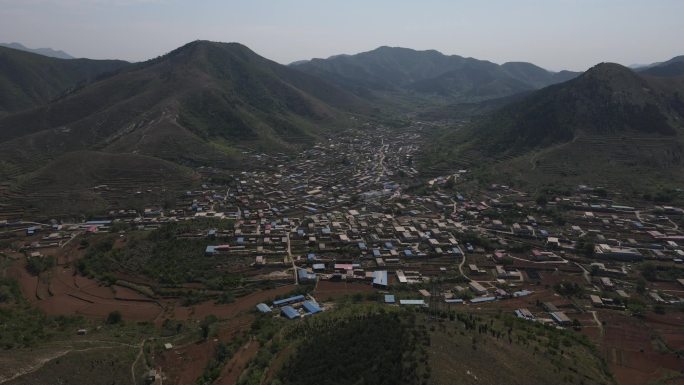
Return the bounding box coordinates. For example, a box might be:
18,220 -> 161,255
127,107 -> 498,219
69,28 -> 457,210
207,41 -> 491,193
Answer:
0,46 -> 129,114
0,40 -> 364,217
422,63 -> 684,190
292,46 -> 579,102
637,55 -> 684,78
0,42 -> 74,59
633,55 -> 684,70
640,61 -> 684,78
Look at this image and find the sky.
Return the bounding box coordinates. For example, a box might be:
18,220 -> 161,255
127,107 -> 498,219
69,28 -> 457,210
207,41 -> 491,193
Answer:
0,0 -> 682,71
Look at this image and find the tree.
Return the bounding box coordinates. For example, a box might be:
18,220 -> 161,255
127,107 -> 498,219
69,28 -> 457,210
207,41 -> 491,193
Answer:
444,176 -> 455,189
571,319 -> 581,330
635,278 -> 647,294
200,315 -> 218,340
535,195 -> 548,206
106,310 -> 122,324
640,263 -> 657,281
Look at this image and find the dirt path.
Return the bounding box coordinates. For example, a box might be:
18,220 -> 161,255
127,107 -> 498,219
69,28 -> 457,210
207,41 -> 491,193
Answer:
457,245 -> 471,282
591,311 -> 604,337
130,340 -> 146,385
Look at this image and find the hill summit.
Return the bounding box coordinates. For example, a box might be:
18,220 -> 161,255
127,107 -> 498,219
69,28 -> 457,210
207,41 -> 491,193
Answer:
0,40 -> 363,217
423,62 -> 684,189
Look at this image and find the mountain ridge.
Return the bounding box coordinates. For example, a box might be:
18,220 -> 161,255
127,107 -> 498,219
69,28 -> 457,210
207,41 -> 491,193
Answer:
292,46 -> 580,102
0,45 -> 130,114
0,40 -> 366,216
421,62 -> 684,190
0,42 -> 74,59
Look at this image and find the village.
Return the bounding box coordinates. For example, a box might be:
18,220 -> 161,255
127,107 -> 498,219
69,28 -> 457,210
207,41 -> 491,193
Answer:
2,125 -> 683,327
2,125 -> 684,385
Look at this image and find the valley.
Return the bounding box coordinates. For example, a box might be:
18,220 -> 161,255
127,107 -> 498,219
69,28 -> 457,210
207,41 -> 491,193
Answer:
1,121 -> 683,385
0,24 -> 683,385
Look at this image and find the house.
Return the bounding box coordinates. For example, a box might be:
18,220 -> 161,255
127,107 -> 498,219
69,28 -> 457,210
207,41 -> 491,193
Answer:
372,271 -> 388,288
469,281 -> 487,295
550,311 -> 571,326
281,306 -> 300,320
399,299 -> 426,306
298,269 -> 317,282
515,308 -> 534,320
272,295 -> 306,307
594,244 -> 643,261
470,296 -> 496,304
256,303 -> 272,313
590,295 -> 604,307
302,301 -> 322,314
384,294 -> 396,304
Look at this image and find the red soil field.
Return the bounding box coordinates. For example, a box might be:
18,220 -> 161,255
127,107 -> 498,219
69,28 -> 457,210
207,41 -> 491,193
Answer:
158,339 -> 219,385
313,280 -> 374,300
600,311 -> 684,385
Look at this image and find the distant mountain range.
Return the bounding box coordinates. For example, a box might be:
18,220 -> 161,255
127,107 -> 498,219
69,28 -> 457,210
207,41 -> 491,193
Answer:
0,42 -> 74,59
0,45 -> 129,114
0,39 -> 683,215
292,46 -> 579,102
637,56 -> 684,78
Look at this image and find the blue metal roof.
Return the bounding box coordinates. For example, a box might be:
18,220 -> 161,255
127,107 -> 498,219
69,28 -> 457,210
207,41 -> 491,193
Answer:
272,295 -> 306,307
372,271 -> 388,287
280,306 -> 300,319
85,220 -> 112,225
404,249 -> 413,257
205,246 -> 217,254
302,301 -> 322,314
256,303 -> 272,313
298,269 -> 316,281
372,249 -> 381,257
312,263 -> 326,270
384,295 -> 395,303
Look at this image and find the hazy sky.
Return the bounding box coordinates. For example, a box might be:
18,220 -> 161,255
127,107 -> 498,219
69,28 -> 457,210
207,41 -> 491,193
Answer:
1,0 -> 682,71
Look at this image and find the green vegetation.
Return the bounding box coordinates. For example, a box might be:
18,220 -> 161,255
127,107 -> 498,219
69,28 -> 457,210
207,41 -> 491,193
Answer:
419,62 -> 684,191
553,281 -> 585,298
196,341 -> 240,385
293,46 -> 574,102
0,276 -> 21,303
78,219 -> 242,286
640,262 -> 684,282
106,310 -> 123,325
0,45 -> 128,114
278,312 -> 426,385
25,255 -> 56,275
427,310 -> 614,385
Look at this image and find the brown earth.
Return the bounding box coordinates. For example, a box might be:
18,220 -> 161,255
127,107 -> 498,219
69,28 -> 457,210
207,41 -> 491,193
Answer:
215,340 -> 260,385
313,280 -> 375,300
